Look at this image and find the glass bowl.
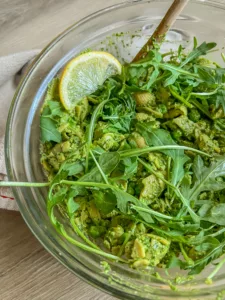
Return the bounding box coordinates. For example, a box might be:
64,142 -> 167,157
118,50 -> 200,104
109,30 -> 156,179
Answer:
5,1 -> 225,299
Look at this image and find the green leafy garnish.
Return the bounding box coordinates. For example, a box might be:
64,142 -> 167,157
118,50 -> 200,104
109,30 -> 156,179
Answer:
2,38 -> 225,287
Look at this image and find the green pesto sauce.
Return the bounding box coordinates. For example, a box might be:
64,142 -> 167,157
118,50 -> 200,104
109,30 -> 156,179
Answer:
40,38 -> 225,289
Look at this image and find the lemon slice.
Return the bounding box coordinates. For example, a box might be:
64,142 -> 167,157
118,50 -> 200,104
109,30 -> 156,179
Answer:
59,51 -> 122,110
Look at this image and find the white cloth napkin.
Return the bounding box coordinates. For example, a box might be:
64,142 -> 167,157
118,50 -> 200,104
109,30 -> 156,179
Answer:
0,50 -> 39,210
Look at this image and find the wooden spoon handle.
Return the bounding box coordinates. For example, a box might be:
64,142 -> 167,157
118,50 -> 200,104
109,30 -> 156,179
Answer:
132,0 -> 190,62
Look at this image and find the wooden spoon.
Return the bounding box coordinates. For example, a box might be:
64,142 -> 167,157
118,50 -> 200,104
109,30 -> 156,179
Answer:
132,0 -> 190,62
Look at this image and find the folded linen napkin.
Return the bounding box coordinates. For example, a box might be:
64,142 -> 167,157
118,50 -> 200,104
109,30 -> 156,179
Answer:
0,50 -> 39,210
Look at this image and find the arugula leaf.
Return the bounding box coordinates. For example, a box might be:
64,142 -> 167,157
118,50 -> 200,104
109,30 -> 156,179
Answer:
40,116 -> 61,143
138,157 -> 200,223
130,49 -> 162,68
79,152 -> 120,183
181,42 -> 217,67
93,190 -> 117,215
126,65 -> 147,89
214,119 -> 225,131
171,155 -> 189,184
119,145 -> 210,158
188,155 -> 225,201
198,203 -> 212,217
167,254 -> 185,269
196,66 -> 215,84
214,89 -> 225,112
132,204 -> 155,224
90,150 -> 109,184
86,99 -> 111,172
180,173 -> 192,199
166,221 -> 199,234
60,179 -> 155,223
193,37 -> 198,49
131,204 -> 173,221
136,124 -> 189,185
62,161 -> 84,176
190,98 -> 212,119
215,68 -> 225,84
112,155 -> 138,181
136,124 -> 182,159
145,67 -> 160,89
122,157 -> 138,179
112,189 -> 155,223
158,62 -> 199,86
169,86 -> 193,108
47,186 -> 68,211
48,100 -> 64,116
99,152 -> 120,174
67,198 -> 80,216
188,241 -> 225,275
163,72 -> 179,87
194,237 -> 220,252
112,189 -> 135,214
101,95 -> 135,133
67,185 -> 87,198
130,49 -> 199,87
177,45 -> 183,58
199,203 -> 225,226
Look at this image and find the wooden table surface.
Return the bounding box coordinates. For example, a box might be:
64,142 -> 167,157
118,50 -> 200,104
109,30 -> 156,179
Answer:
0,1 -> 120,299
0,210 -> 116,300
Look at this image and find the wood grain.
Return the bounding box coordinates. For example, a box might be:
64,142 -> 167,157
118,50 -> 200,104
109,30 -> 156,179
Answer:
0,210 -> 116,300
132,0 -> 189,62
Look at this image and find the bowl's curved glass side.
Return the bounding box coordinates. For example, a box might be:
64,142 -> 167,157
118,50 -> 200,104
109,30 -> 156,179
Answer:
5,1 -> 225,299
